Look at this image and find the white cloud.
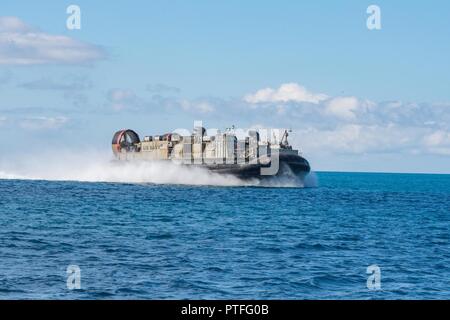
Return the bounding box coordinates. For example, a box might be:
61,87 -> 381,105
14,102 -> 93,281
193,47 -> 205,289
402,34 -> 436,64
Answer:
244,83 -> 328,104
0,16 -> 105,65
180,100 -> 215,113
325,96 -> 360,120
105,89 -> 215,114
19,116 -> 68,130
422,130 -> 450,155
0,16 -> 30,33
107,89 -> 142,111
239,84 -> 450,157
293,124 -> 421,155
423,130 -> 450,147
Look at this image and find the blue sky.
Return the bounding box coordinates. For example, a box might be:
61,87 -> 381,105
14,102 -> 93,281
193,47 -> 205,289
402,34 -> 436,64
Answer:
1,1 -> 450,173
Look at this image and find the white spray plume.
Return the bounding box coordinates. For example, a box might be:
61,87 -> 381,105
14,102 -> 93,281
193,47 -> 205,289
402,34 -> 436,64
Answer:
0,149 -> 315,188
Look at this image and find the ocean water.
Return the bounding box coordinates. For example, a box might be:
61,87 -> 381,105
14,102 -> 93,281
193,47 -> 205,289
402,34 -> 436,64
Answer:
1,171 -> 450,299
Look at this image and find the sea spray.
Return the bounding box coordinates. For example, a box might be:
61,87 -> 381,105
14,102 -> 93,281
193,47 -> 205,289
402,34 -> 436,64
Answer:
0,150 -> 243,186
0,149 -> 314,188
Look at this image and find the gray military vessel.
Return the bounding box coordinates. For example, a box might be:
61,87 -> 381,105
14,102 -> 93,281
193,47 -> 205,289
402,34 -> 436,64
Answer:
112,126 -> 310,180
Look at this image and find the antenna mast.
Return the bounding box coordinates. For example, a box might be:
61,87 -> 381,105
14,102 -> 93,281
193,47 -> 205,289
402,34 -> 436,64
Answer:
280,129 -> 292,149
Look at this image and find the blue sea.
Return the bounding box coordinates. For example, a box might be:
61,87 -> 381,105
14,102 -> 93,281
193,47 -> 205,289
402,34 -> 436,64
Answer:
1,172 -> 450,299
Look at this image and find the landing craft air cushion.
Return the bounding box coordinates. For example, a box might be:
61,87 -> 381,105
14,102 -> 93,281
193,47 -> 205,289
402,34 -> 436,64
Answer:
111,126 -> 311,181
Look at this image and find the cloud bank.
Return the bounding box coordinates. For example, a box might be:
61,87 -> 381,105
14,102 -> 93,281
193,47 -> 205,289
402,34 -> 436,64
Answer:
3,79 -> 450,172
96,82 -> 450,159
240,83 -> 450,157
119,83 -> 442,160
0,16 -> 106,65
